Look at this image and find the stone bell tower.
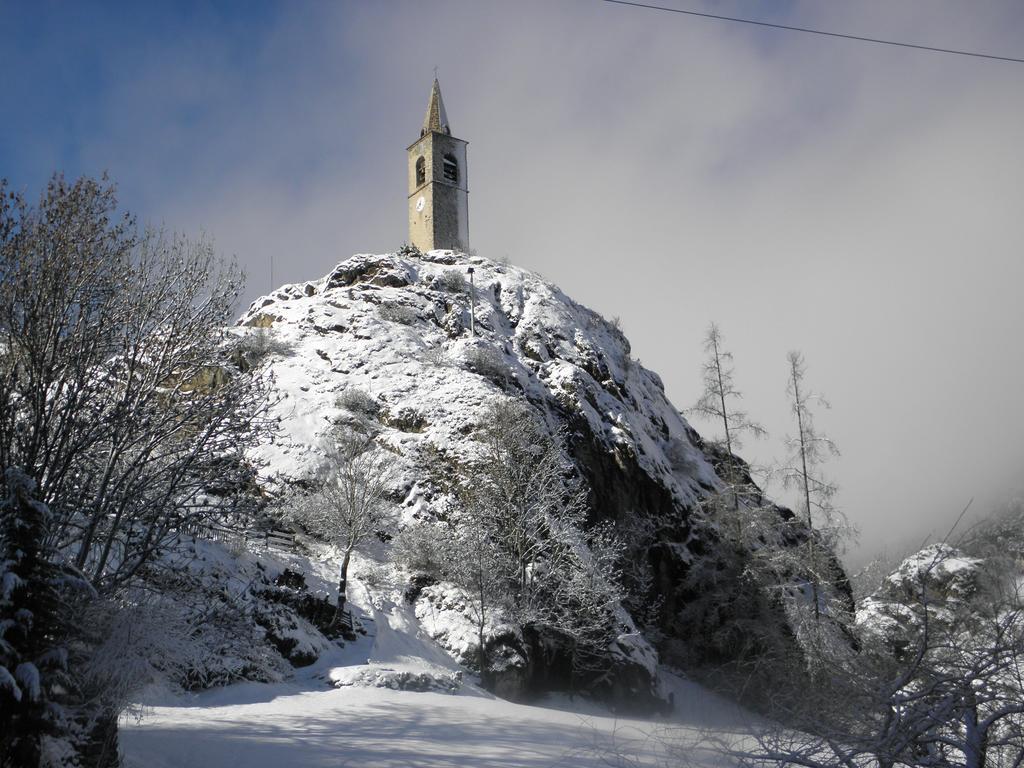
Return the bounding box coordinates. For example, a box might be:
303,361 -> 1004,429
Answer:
407,79 -> 469,253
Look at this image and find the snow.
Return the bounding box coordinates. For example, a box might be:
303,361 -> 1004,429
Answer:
125,686 -> 662,768
236,250 -> 719,504
414,582 -> 500,667
1,570 -> 22,600
886,543 -> 981,587
856,543 -> 985,633
122,536 -> 752,767
122,657 -> 749,768
226,249 -> 730,682
0,664 -> 21,700
15,661 -> 40,701
117,251 -> 760,766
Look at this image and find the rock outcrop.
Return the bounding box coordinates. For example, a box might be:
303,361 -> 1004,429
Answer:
239,249 -> 847,709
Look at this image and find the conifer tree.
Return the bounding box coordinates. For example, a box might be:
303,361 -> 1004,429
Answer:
777,351 -> 844,623
691,323 -> 766,459
0,468 -> 87,767
690,323 -> 767,528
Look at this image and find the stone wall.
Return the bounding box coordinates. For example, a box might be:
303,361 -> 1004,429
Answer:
407,131 -> 469,251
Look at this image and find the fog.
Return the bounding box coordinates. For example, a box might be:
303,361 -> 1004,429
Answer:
3,0 -> 1022,565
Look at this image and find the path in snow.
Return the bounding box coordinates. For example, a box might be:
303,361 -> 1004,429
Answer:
352,577 -> 464,675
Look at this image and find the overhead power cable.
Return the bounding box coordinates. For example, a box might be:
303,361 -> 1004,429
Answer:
597,0 -> 1024,64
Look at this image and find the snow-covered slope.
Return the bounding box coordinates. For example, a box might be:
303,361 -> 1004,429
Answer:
238,249 -> 717,501
123,541 -> 752,768
232,249 -> 825,706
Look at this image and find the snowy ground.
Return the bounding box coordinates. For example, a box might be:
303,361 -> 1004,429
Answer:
125,685 -> 656,767
122,663 -> 745,768
121,545 -> 748,767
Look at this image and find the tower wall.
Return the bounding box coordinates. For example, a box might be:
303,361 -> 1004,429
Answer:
407,130 -> 468,252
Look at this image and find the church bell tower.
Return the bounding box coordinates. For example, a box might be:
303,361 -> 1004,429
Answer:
407,79 -> 469,253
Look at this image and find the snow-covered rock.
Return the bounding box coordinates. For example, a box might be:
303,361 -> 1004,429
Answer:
236,249 -> 835,709
857,542 -> 984,644
329,665 -> 462,693
238,250 -> 716,500
413,581 -> 530,698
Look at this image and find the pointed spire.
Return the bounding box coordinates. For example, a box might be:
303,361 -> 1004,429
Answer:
421,78 -> 450,137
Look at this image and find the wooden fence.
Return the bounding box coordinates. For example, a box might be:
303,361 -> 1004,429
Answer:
188,521 -> 297,552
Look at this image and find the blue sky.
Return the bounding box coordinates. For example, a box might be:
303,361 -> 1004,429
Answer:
2,0 -> 355,208
3,0 -> 1024,561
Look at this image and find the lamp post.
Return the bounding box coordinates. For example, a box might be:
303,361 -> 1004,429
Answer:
467,266 -> 476,336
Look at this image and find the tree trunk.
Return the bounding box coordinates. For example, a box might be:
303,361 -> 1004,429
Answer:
792,371 -> 820,623
713,337 -> 733,458
332,549 -> 352,627
477,581 -> 489,691
962,695 -> 987,768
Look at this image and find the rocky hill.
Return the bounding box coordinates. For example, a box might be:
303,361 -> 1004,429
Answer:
234,248 -> 846,709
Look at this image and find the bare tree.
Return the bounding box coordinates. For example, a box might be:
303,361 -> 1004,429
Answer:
864,544 -> 1024,768
448,524 -> 511,689
551,521 -> 629,694
461,399 -> 587,613
689,323 -> 769,566
0,175 -> 272,595
449,399 -> 633,696
775,351 -> 846,623
690,322 -> 767,459
290,428 -> 396,632
675,543 -> 1024,768
0,174 -> 272,763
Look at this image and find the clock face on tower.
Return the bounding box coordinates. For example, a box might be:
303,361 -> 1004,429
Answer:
415,196 -> 425,213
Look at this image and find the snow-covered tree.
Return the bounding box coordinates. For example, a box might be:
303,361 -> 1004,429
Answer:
0,175 -> 272,595
688,324 -> 774,595
676,353 -> 850,693
670,540 -> 1024,768
857,543 -> 1024,768
0,174 -> 273,762
460,399 -> 587,613
551,522 -> 627,692
0,468 -> 89,767
453,399 -> 626,693
448,524 -> 511,688
290,428 -> 396,633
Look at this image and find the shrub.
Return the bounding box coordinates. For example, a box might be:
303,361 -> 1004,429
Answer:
419,347 -> 450,367
230,329 -> 294,372
377,302 -> 419,326
436,269 -> 467,292
356,562 -> 391,589
464,345 -> 508,383
382,405 -> 427,433
393,523 -> 453,577
335,388 -> 381,419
